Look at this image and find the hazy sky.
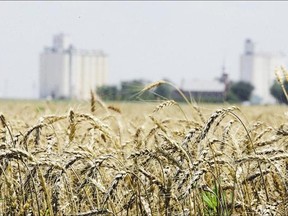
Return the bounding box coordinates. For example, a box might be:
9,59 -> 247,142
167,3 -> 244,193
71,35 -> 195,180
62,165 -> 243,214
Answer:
1,1 -> 288,98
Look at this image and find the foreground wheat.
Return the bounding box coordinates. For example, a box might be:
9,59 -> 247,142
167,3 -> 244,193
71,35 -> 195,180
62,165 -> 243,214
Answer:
0,99 -> 287,216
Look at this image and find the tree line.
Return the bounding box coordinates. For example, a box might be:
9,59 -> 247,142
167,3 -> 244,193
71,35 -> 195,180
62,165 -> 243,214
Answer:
96,79 -> 257,103
270,80 -> 288,104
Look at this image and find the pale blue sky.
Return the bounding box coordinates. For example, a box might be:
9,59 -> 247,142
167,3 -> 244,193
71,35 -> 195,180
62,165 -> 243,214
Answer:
0,1 -> 288,98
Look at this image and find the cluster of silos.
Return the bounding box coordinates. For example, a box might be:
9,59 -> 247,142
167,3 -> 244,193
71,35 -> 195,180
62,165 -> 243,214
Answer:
39,34 -> 108,100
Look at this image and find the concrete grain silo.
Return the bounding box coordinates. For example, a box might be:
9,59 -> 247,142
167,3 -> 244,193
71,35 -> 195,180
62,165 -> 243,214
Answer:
39,34 -> 108,100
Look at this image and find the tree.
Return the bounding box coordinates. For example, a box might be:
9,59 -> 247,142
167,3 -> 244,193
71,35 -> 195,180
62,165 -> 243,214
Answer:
97,85 -> 119,101
225,91 -> 240,103
120,79 -> 154,101
228,81 -> 254,102
153,79 -> 173,99
270,80 -> 288,104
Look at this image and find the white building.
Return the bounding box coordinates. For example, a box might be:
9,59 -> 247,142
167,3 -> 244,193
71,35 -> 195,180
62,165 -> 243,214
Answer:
240,39 -> 286,104
40,34 -> 108,99
179,72 -> 229,102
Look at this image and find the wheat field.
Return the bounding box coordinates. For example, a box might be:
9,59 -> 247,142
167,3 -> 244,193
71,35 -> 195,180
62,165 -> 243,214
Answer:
0,98 -> 287,216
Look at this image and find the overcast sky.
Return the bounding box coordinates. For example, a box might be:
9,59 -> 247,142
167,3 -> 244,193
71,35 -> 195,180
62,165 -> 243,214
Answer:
1,1 -> 288,98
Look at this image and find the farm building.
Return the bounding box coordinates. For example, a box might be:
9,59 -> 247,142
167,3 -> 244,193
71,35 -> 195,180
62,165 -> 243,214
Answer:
39,34 -> 108,100
175,73 -> 229,102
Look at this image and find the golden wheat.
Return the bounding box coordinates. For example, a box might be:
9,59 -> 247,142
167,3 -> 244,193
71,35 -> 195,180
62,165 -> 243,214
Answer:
0,99 -> 286,215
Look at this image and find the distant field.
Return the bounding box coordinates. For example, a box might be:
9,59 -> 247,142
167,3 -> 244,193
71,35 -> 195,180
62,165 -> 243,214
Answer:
0,99 -> 287,215
0,99 -> 287,122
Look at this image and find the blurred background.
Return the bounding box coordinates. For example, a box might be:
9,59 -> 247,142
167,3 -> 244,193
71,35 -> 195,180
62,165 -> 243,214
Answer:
1,1 -> 288,104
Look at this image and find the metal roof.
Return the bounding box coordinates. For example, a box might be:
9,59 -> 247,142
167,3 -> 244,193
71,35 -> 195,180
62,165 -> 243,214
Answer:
181,79 -> 225,92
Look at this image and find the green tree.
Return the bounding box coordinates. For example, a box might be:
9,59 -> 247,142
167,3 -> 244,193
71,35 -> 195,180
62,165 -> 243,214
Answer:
120,79 -> 154,101
97,85 -> 119,101
225,91 -> 239,103
270,80 -> 288,104
153,79 -> 173,99
228,81 -> 254,102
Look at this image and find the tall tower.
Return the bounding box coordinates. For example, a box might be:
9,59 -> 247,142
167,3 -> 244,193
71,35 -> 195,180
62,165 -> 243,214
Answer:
240,39 -> 254,83
244,39 -> 254,55
240,38 -> 285,104
52,33 -> 71,51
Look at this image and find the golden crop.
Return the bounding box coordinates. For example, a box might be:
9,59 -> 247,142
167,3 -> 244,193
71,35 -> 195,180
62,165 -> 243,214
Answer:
0,99 -> 287,215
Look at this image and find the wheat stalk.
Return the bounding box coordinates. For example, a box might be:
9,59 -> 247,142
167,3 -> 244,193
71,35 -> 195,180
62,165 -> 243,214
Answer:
90,90 -> 96,113
68,208 -> 113,216
153,100 -> 176,113
102,171 -> 127,206
107,105 -> 121,114
179,168 -> 207,199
